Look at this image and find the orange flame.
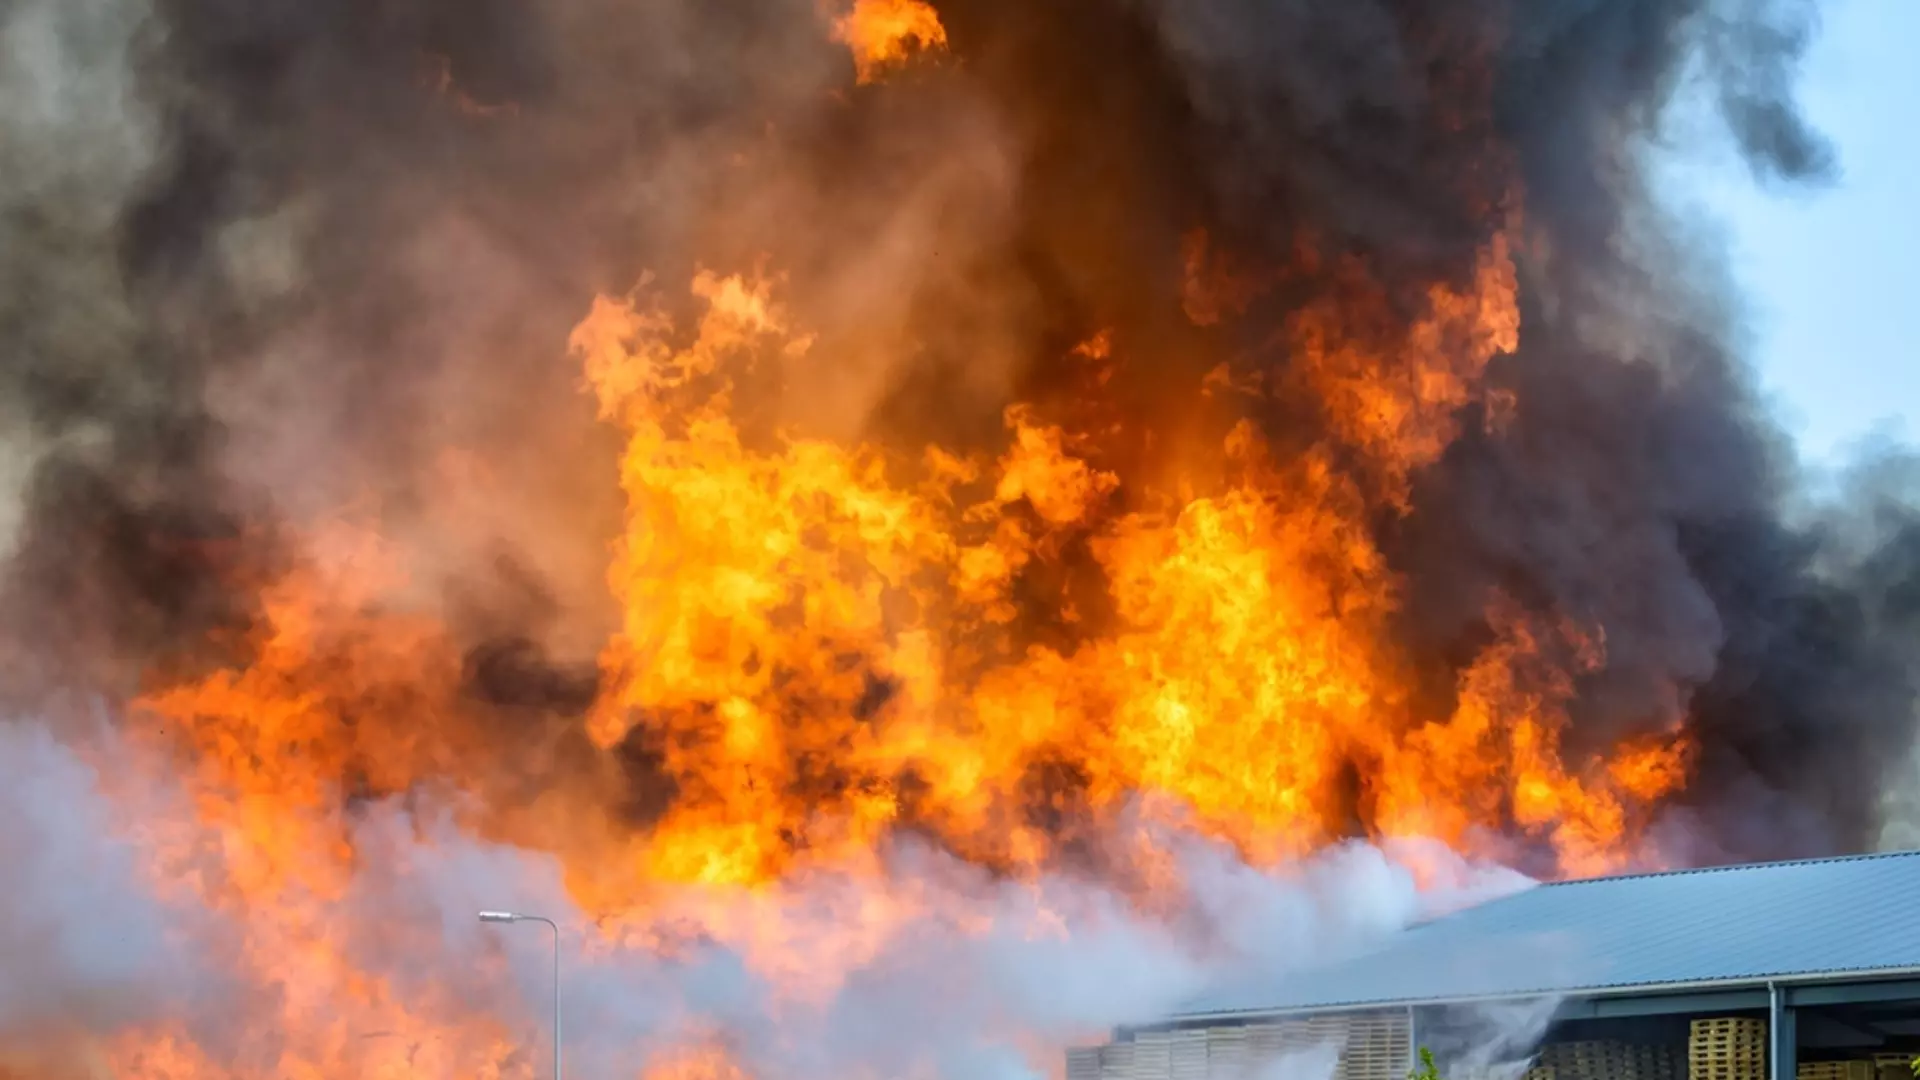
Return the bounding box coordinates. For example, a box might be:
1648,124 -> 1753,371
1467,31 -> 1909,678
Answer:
62,230 -> 1696,1077
570,224 -> 1685,888
832,0 -> 950,83
44,23 -> 1704,1076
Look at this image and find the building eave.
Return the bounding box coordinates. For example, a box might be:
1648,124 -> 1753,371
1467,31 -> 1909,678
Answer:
1136,967 -> 1920,1033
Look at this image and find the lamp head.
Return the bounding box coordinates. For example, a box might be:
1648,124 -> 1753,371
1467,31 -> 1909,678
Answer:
478,911 -> 520,923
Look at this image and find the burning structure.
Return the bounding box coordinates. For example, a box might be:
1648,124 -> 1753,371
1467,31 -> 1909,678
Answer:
3,0 -> 1920,1077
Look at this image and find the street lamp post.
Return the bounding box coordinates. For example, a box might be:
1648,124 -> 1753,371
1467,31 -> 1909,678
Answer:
479,911 -> 561,1080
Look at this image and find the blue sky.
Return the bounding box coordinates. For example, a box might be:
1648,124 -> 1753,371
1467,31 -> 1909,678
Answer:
1658,0 -> 1920,469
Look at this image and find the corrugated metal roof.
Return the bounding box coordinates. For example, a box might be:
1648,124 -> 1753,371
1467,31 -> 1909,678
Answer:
1175,850 -> 1920,1019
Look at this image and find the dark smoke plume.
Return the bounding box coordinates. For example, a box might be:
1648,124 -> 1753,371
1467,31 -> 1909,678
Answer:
2,0 -> 1915,880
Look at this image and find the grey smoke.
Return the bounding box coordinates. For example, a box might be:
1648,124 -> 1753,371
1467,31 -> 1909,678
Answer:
2,0 -> 1912,863
0,0 -> 156,564
1132,0 -> 1918,869
0,0 -> 1916,1071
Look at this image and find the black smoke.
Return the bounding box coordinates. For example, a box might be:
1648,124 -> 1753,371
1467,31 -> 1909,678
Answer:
2,0 -> 1915,872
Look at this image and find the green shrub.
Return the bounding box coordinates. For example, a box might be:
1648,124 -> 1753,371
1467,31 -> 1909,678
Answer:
1411,1047 -> 1443,1080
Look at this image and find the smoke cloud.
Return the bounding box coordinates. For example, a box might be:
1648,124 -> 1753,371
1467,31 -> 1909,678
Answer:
2,0 -> 1917,1074
0,710 -> 1520,1077
0,720 -> 210,1071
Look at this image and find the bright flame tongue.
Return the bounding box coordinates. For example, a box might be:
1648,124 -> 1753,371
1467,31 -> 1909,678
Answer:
98,223 -> 1692,1080
572,230 -> 1683,887
83,12 -> 1700,1077
833,0 -> 950,83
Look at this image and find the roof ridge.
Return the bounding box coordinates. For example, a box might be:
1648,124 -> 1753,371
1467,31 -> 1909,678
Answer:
1538,847 -> 1920,888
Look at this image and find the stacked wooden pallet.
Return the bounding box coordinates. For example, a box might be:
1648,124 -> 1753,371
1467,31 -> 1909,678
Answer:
1540,1040 -> 1684,1080
1873,1055 -> 1915,1080
1065,1039 -> 1137,1080
1172,1030 -> 1209,1080
1339,1012 -> 1414,1080
1068,1046 -> 1104,1080
1798,1062 -> 1875,1080
1244,1016 -> 1342,1065
1690,1019 -> 1769,1080
1206,1025 -> 1250,1080
1450,1062 -> 1550,1080
1235,1012 -> 1408,1080
1125,1029 -> 1207,1080
1631,1045 -> 1688,1080
1071,1011 -> 1416,1080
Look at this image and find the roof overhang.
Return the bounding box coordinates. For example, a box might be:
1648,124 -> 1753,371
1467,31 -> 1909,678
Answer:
1560,974 -> 1920,1019
1152,969 -> 1920,1029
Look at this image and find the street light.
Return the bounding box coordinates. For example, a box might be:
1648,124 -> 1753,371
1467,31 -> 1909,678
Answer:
479,911 -> 561,1080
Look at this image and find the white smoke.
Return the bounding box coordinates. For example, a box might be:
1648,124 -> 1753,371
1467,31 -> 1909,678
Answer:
1429,998 -> 1563,1080
0,720 -> 215,1069
1250,1044 -> 1345,1080
0,712 -> 1544,1080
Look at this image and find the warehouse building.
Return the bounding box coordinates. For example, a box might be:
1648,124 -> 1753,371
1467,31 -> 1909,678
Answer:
1071,851 -> 1920,1080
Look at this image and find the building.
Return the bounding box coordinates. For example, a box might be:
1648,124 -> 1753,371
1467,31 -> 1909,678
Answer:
1072,852 -> 1920,1080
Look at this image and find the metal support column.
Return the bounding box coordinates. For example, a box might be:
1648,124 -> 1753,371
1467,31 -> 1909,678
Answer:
1770,982 -> 1798,1080
1407,1005 -> 1419,1077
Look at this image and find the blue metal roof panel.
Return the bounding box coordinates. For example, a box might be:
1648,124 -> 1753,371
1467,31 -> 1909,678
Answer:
1177,850 -> 1920,1018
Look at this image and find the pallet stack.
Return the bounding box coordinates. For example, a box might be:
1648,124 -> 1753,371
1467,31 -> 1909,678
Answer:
1205,1025 -> 1249,1080
1690,1019 -> 1769,1080
1067,1046 -> 1104,1080
1339,1013 -> 1414,1080
1874,1055 -> 1915,1080
1539,1040 -> 1684,1080
1241,1015 -> 1350,1066
1541,1041 -> 1614,1078
1448,1065 -> 1531,1080
1127,1028 -> 1209,1080
1451,1061 -> 1559,1080
1798,1063 -> 1876,1080
1068,1011 -> 1417,1080
1237,1012 -> 1408,1080
1632,1045 -> 1688,1080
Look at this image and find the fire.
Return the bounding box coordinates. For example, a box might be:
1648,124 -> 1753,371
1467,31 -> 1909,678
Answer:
62,193 -> 1691,1080
11,4 -> 1718,1077
572,228 -> 1685,890
78,227 -> 1691,1072
92,220 -> 1686,1069
832,0 -> 949,83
